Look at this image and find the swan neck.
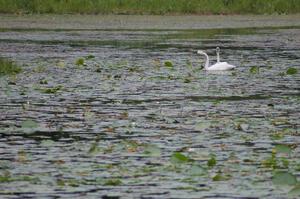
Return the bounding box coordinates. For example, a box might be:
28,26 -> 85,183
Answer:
217,51 -> 220,63
203,53 -> 210,69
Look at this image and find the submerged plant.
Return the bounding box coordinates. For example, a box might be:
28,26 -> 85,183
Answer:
0,57 -> 22,76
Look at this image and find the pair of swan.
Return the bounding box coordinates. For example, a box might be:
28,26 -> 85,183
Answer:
197,47 -> 236,71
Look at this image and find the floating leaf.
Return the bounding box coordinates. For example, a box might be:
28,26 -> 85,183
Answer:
0,175 -> 12,183
40,85 -> 63,94
289,184 -> 300,196
40,140 -> 55,147
104,179 -> 122,186
143,145 -> 161,157
88,142 -> 100,154
21,120 -> 38,129
183,77 -> 191,83
250,66 -> 259,74
262,151 -> 277,169
207,155 -> 217,167
85,55 -> 95,60
189,165 -> 206,176
275,144 -> 292,154
286,67 -> 298,75
75,58 -> 85,66
195,122 -> 210,131
57,179 -> 65,186
272,171 -> 297,186
57,61 -> 65,68
212,173 -> 227,181
171,152 -> 190,164
164,61 -> 173,68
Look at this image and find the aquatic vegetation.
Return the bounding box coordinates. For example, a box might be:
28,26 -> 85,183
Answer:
33,65 -> 46,73
104,179 -> 122,186
0,57 -> 22,76
57,60 -> 66,68
289,185 -> 300,196
21,119 -> 39,129
164,61 -> 174,68
143,144 -> 161,157
39,85 -> 63,94
85,55 -> 95,60
75,58 -> 85,66
171,152 -> 191,164
39,79 -> 48,84
286,67 -> 298,75
207,155 -> 217,167
212,173 -> 230,181
249,66 -> 259,74
272,171 -> 297,186
274,144 -> 292,154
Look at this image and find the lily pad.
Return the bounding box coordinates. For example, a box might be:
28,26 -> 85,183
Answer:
104,179 -> 122,186
289,184 -> 300,196
207,155 -> 217,167
75,58 -> 85,66
143,144 -> 161,157
189,165 -> 206,176
21,120 -> 39,129
275,144 -> 292,154
250,66 -> 259,74
164,61 -> 174,68
286,67 -> 298,75
171,152 -> 190,164
272,171 -> 297,186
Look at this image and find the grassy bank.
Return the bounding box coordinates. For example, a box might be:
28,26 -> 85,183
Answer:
0,0 -> 300,15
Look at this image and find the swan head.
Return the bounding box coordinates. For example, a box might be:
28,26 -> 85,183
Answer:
216,47 -> 220,53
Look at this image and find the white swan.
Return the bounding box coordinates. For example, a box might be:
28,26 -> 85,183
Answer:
197,47 -> 236,71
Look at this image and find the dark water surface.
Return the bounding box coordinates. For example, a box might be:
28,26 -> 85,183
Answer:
0,20 -> 300,198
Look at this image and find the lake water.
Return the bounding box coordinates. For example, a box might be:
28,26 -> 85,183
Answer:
0,15 -> 299,198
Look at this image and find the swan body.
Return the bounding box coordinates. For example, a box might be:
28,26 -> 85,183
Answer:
197,48 -> 236,71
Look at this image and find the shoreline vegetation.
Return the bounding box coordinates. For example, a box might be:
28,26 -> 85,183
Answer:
0,0 -> 300,15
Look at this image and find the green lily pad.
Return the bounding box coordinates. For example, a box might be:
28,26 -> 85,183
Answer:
272,171 -> 297,186
250,66 -> 259,74
171,152 -> 190,164
207,155 -> 217,167
104,179 -> 122,186
286,67 -> 298,75
75,58 -> 85,66
21,120 -> 39,129
143,144 -> 161,157
289,184 -> 300,196
164,61 -> 173,68
275,144 -> 292,154
189,165 -> 206,176
212,173 -> 228,181
85,55 -> 95,60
